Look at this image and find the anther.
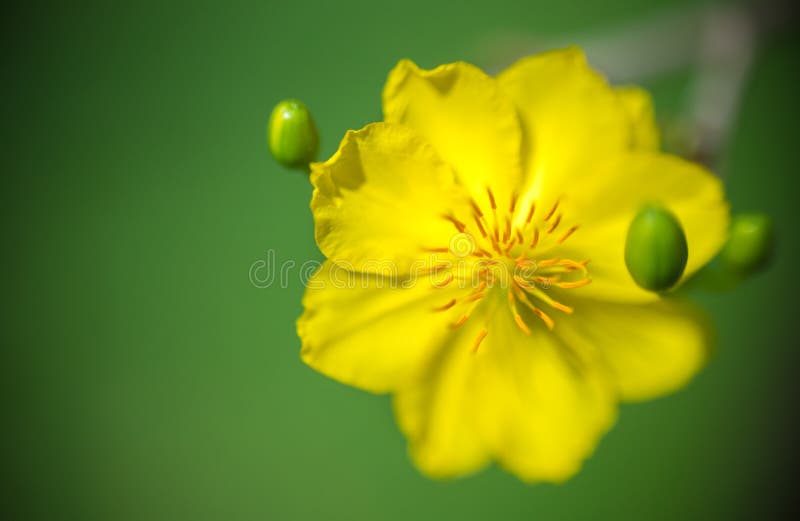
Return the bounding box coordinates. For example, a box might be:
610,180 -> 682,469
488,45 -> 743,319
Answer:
557,225 -> 579,244
546,214 -> 562,234
509,192 -> 518,213
444,215 -> 466,233
525,203 -> 536,224
529,227 -> 540,248
544,199 -> 560,221
556,278 -> 592,289
473,215 -> 488,237
465,292 -> 485,303
514,314 -> 531,335
469,197 -> 483,217
433,298 -> 457,311
472,328 -> 488,353
486,187 -> 497,210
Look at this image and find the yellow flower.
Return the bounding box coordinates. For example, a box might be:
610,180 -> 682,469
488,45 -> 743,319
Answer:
297,47 -> 729,483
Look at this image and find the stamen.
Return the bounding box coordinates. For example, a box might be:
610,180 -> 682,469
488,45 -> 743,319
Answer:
502,217 -> 511,243
546,214 -> 562,234
422,263 -> 451,274
512,285 -> 554,330
469,197 -> 483,217
556,278 -> 592,289
423,247 -> 450,253
558,259 -> 589,274
557,225 -> 579,244
525,203 -> 536,224
514,314 -> 531,335
437,273 -> 454,287
486,187 -> 497,210
465,292 -> 485,302
444,215 -> 466,233
509,191 -> 518,213
433,298 -> 457,311
515,228 -> 524,244
537,258 -> 561,267
544,199 -> 560,221
529,227 -> 540,248
473,215 -> 487,238
453,314 -> 470,328
513,274 -> 535,290
472,328 -> 488,353
530,287 -> 574,314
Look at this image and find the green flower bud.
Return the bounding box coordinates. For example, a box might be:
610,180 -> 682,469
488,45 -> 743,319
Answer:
625,205 -> 688,292
268,99 -> 319,169
720,213 -> 774,276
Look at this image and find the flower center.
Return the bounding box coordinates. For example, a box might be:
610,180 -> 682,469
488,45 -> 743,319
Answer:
426,187 -> 591,353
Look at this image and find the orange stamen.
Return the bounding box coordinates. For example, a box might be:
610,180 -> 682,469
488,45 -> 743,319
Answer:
546,214 -> 562,234
529,227 -> 540,248
537,258 -> 560,267
486,187 -> 497,210
557,278 -> 592,289
557,225 -> 578,244
544,199 -> 560,221
444,215 -> 466,233
465,292 -> 485,302
514,314 -> 531,335
472,328 -> 488,353
525,203 -> 536,224
469,197 -> 483,217
433,299 -> 456,311
473,214 -> 487,238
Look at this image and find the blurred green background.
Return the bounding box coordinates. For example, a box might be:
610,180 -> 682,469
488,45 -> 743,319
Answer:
4,1 -> 799,519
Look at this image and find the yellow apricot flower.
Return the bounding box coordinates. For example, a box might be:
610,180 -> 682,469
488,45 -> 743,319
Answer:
297,47 -> 729,483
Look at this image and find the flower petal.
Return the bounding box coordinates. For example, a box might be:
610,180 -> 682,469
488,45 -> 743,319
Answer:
554,152 -> 729,302
383,59 -> 523,209
616,86 -> 660,151
392,320 -> 491,478
297,261 -> 465,394
559,298 -> 713,402
497,47 -> 631,204
394,309 -> 616,483
310,122 -> 472,274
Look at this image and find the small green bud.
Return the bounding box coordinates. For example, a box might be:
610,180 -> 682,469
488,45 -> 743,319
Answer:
625,205 -> 689,292
268,99 -> 319,169
720,213 -> 774,276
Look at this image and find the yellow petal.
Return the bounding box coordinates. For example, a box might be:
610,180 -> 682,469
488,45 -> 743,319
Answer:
297,261 -> 465,394
383,59 -> 523,210
559,298 -> 713,402
310,122 -> 472,274
616,86 -> 660,151
497,47 -> 631,205
553,152 -> 729,302
394,309 -> 616,483
392,319 -> 490,478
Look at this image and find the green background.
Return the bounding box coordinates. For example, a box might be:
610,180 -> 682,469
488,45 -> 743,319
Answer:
5,1 -> 798,519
